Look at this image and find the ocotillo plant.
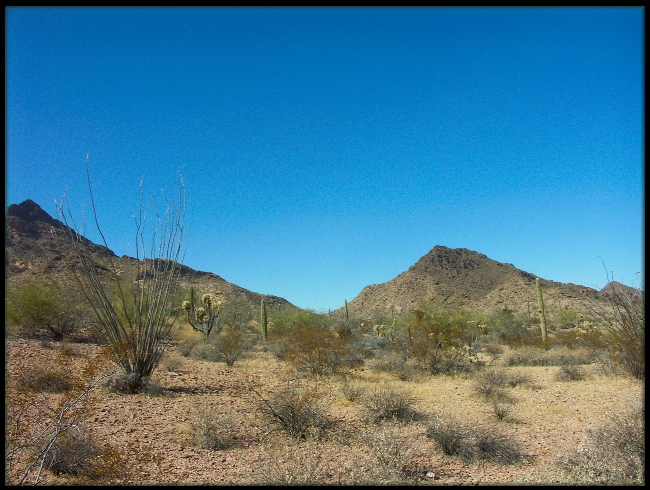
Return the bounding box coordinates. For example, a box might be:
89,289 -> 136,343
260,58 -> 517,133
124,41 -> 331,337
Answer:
536,278 -> 547,342
182,286 -> 223,338
261,298 -> 268,342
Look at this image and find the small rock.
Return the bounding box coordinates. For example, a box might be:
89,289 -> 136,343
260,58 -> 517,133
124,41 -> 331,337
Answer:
426,472 -> 435,479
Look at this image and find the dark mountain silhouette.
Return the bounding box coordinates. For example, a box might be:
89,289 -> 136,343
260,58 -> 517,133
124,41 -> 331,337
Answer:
5,200 -> 293,311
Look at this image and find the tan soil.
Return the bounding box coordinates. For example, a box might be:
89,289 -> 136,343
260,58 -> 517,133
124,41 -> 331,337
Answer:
5,338 -> 643,485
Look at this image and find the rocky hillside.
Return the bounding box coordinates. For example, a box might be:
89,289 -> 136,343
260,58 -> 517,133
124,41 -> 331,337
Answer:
6,200 -> 621,323
344,245 -> 604,320
5,200 -> 293,312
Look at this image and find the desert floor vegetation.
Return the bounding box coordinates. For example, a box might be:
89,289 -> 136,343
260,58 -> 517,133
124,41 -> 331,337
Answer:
6,330 -> 644,485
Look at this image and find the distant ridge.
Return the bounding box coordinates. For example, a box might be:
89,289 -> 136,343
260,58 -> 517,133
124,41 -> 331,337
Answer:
5,199 -> 294,311
344,245 -> 602,320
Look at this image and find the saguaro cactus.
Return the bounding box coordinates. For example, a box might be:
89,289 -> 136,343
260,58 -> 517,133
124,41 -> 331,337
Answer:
261,298 -> 268,342
535,278 -> 547,342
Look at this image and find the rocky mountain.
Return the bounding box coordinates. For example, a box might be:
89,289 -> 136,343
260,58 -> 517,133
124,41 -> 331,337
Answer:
5,200 -> 293,312
6,200 -> 622,324
344,245 -> 605,321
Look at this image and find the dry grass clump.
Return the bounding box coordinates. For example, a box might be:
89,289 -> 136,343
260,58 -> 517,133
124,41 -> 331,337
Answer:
505,346 -> 592,367
362,383 -> 421,424
254,441 -> 333,485
256,383 -> 334,439
555,364 -> 586,382
426,416 -> 525,465
42,427 -> 104,479
368,351 -> 418,380
558,402 -> 644,484
506,370 -> 535,388
359,426 -> 420,482
339,378 -> 368,402
158,353 -> 183,373
472,369 -> 508,398
491,401 -> 514,421
101,373 -> 147,394
17,364 -> 76,393
188,404 -> 236,450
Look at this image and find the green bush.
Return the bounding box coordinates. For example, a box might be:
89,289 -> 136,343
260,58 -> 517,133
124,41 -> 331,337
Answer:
489,307 -> 528,344
7,280 -> 84,340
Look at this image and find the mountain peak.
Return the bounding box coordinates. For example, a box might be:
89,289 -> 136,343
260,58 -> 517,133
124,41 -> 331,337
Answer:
7,199 -> 57,226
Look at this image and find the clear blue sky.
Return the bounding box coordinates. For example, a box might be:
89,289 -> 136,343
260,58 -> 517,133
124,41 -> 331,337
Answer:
7,7 -> 644,312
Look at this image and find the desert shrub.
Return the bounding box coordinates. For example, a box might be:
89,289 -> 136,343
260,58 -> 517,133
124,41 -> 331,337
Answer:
555,364 -> 586,382
426,417 -> 524,464
339,379 -> 367,402
362,383 -> 420,424
17,364 -> 76,394
491,401 -> 513,421
158,354 -> 183,373
255,441 -> 329,485
471,369 -> 515,402
275,325 -> 348,376
7,279 -> 84,340
559,402 -> 644,484
482,342 -> 504,357
426,417 -> 475,461
369,351 -> 418,380
553,327 -> 584,349
472,427 -> 525,464
176,336 -> 201,357
489,307 -> 528,344
100,373 -> 169,396
256,383 -> 333,439
141,380 -> 171,397
211,326 -> 251,367
101,373 -> 147,394
583,278 -> 644,380
189,341 -> 217,361
427,345 -> 474,375
555,306 -> 581,328
505,370 -> 534,388
188,404 -> 236,450
361,426 -> 419,481
42,427 -> 104,478
356,335 -> 390,358
505,346 -> 592,367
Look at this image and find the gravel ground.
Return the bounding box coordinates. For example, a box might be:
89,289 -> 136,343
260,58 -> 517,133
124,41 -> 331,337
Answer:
5,338 -> 643,485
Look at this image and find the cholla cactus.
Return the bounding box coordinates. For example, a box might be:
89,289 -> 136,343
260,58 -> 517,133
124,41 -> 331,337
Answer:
184,286 -> 224,338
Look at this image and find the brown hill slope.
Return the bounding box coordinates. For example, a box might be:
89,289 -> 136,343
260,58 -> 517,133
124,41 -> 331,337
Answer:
346,245 -> 603,320
5,200 -> 293,312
